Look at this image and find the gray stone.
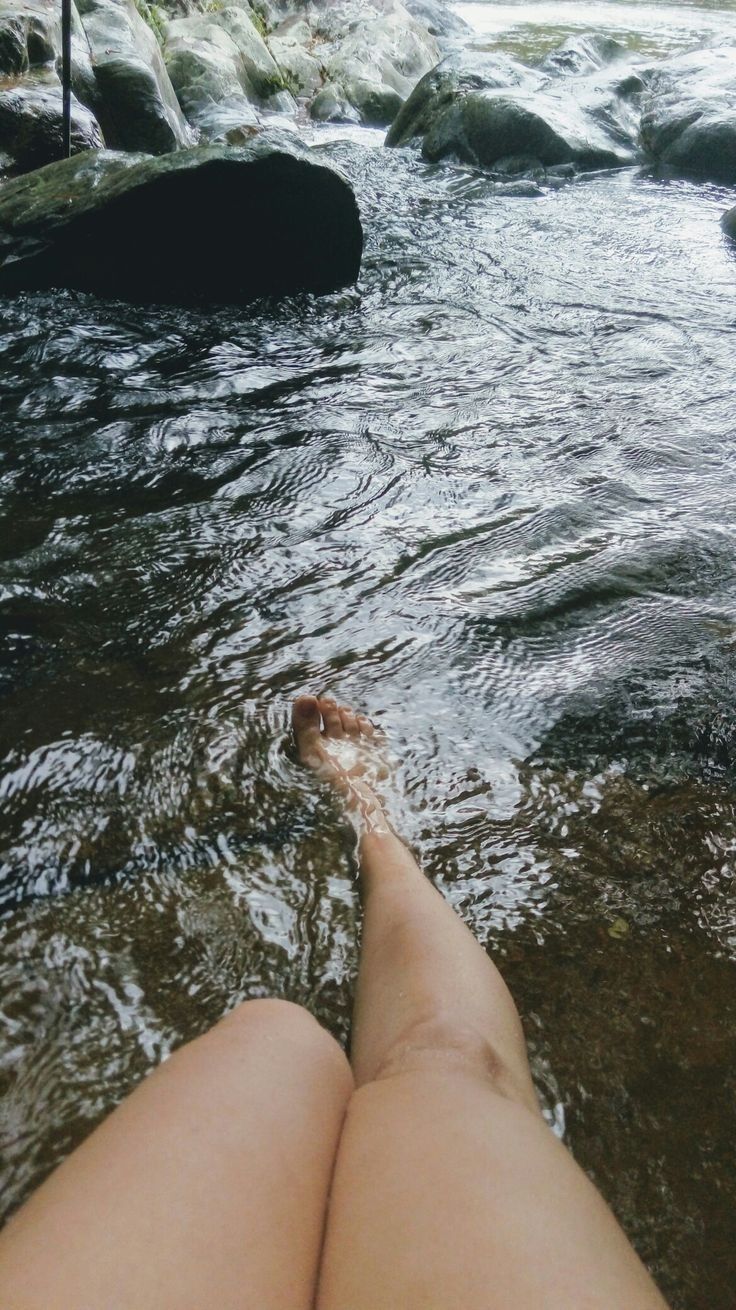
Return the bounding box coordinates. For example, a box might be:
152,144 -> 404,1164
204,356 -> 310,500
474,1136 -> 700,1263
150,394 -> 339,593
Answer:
722,205 -> 736,240
540,33 -> 628,78
164,8 -> 288,134
322,0 -> 438,126
639,45 -> 736,184
0,0 -> 98,109
401,0 -> 470,43
386,49 -> 538,148
310,81 -> 360,123
387,46 -> 640,171
0,72 -> 103,172
80,0 -> 191,153
189,6 -> 282,96
269,15 -> 322,97
0,134 -> 363,301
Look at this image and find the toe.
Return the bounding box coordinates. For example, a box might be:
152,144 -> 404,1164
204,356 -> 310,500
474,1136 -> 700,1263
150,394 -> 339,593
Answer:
292,696 -> 323,761
319,698 -> 344,738
356,714 -> 375,739
339,705 -> 360,737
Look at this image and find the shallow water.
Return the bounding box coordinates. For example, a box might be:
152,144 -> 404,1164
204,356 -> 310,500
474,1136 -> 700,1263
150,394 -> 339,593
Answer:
2,0 -> 736,1303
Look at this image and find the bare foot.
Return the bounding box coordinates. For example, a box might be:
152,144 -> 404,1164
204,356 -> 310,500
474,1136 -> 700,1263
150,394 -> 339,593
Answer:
292,695 -> 391,830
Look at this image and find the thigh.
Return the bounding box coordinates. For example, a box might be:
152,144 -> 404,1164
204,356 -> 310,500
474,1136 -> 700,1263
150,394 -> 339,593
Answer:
317,1068 -> 667,1310
0,999 -> 353,1310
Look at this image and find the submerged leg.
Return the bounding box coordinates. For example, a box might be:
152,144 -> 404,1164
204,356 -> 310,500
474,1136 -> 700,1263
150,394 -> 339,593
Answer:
0,998 -> 352,1310
293,695 -> 668,1310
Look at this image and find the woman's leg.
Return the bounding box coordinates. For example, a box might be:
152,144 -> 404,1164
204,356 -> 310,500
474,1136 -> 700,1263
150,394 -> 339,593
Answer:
292,695 -> 669,1310
0,998 -> 352,1310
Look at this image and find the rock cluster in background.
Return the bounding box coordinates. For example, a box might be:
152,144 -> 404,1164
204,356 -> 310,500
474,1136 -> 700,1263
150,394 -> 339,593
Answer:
387,32 -> 736,186
0,0 -> 450,172
0,0 -> 734,299
0,0 -> 734,186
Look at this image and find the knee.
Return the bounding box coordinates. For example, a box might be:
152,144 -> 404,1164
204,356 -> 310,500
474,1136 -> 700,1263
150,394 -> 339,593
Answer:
367,1014 -> 538,1110
217,998 -> 353,1089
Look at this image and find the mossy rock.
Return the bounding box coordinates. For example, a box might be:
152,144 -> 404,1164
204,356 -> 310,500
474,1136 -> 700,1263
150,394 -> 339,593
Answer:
0,135 -> 363,302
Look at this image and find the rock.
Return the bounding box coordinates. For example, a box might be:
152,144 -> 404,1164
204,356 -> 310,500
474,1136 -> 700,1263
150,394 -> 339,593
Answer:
268,14 -> 322,97
79,0 -> 191,153
0,72 -> 103,172
310,82 -> 360,123
401,0 -> 470,43
164,8 -> 289,136
639,46 -> 736,183
266,0 -> 438,126
722,206 -> 736,241
0,0 -> 56,74
539,33 -> 627,78
386,49 -> 538,148
0,134 -> 363,301
320,0 -> 439,126
167,6 -> 283,98
387,45 -> 640,171
0,0 -> 98,110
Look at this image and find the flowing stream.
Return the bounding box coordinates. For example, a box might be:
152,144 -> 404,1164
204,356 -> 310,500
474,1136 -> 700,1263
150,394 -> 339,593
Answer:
1,1 -> 736,1303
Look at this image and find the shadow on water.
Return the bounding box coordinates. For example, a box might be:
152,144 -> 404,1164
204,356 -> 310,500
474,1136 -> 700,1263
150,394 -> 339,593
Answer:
1,8 -> 736,1303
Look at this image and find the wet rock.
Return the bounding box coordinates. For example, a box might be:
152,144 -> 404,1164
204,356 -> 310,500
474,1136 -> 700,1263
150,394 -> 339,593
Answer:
539,33 -> 628,78
268,14 -> 322,98
386,49 -> 540,148
401,0 -> 470,44
639,46 -> 736,184
164,7 -> 291,136
0,72 -> 103,172
310,81 -> 360,124
387,46 -> 639,170
0,0 -> 57,74
79,0 -> 191,153
0,134 -> 363,301
0,0 -> 101,171
166,7 -> 283,101
266,0 -> 438,126
319,0 -> 438,127
723,205 -> 736,241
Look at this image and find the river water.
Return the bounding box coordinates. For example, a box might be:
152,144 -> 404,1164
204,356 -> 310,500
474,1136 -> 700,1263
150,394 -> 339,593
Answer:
1,1 -> 736,1303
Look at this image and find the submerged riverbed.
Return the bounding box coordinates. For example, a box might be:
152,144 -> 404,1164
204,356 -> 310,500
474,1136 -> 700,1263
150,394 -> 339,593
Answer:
1,0 -> 736,1304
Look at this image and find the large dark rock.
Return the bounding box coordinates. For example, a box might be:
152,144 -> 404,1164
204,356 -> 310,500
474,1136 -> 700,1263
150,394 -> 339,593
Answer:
723,206 -> 736,241
639,46 -> 736,184
386,47 -> 640,171
0,135 -> 363,301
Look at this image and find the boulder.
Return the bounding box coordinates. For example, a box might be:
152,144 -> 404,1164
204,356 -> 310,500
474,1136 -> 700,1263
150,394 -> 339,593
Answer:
268,14 -> 323,98
539,33 -> 628,78
79,0 -> 191,153
386,44 -> 641,171
165,7 -> 284,101
310,81 -> 360,123
0,134 -> 363,301
0,0 -> 100,144
319,0 -> 439,126
164,8 -> 293,137
265,0 -> 438,125
386,49 -> 539,147
639,46 -> 736,184
401,0 -> 470,44
0,72 -> 103,172
723,205 -> 736,241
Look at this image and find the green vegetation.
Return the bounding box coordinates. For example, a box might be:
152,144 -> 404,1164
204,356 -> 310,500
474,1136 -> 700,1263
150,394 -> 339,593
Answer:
134,0 -> 167,44
262,67 -> 301,97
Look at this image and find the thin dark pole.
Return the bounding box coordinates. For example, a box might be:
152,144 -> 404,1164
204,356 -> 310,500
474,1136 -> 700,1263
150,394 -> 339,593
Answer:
61,0 -> 72,157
